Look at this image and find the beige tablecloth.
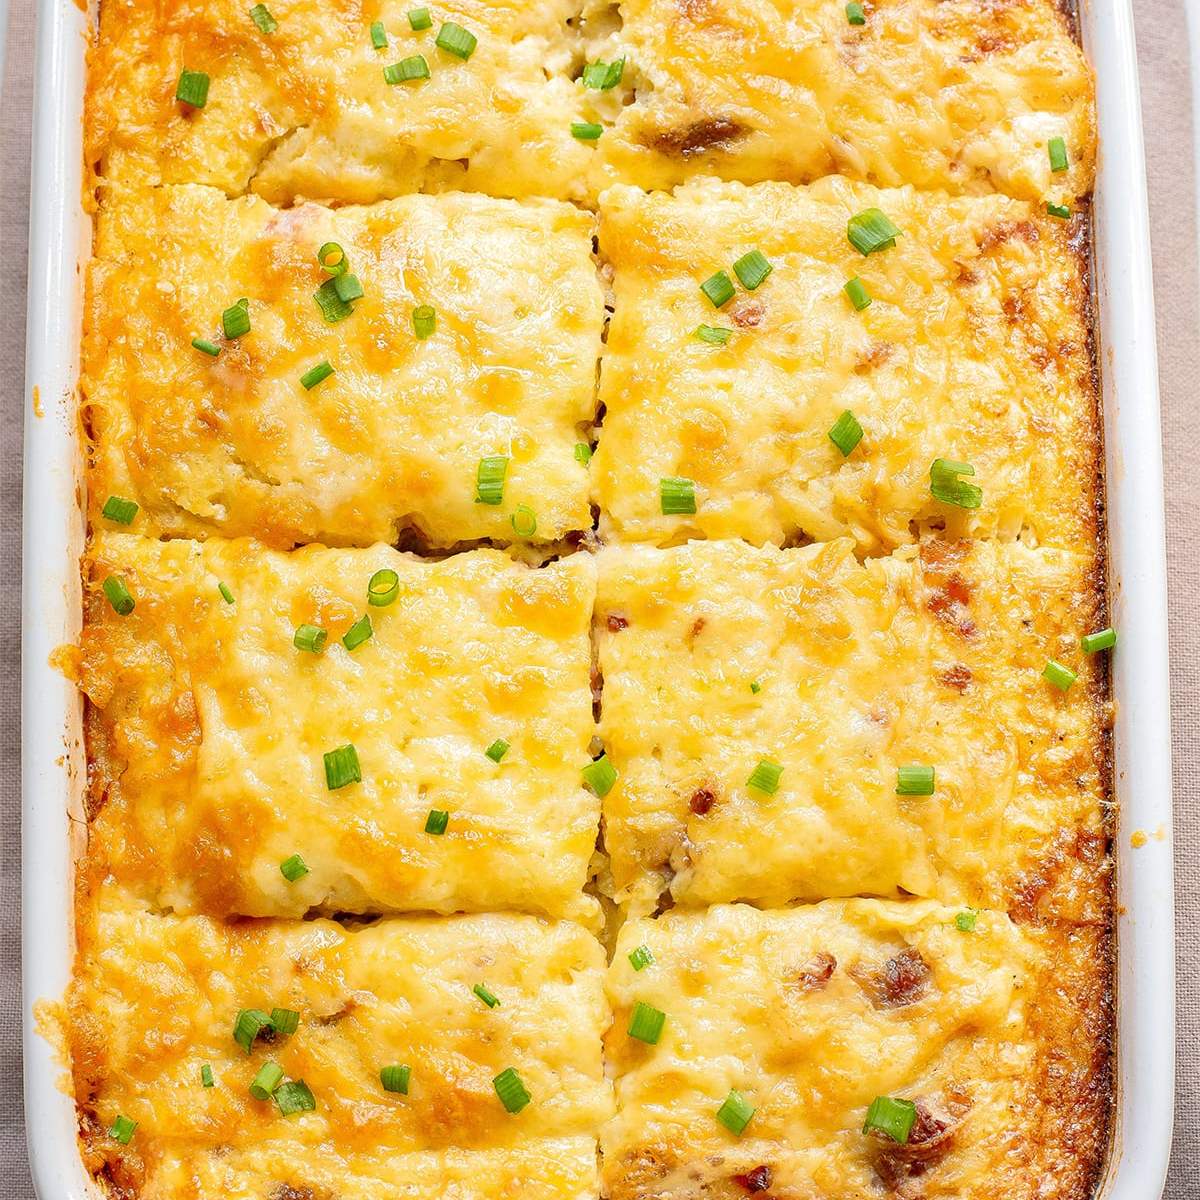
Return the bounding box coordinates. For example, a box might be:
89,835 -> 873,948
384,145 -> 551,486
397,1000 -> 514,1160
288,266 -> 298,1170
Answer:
0,0 -> 1193,1193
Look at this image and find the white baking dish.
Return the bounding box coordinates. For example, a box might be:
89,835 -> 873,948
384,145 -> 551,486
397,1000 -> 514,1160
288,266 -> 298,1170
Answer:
19,0 -> 1174,1195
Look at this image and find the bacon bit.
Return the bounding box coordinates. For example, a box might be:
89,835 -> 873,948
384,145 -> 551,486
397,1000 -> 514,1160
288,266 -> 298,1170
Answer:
854,341 -> 893,373
689,788 -> 716,815
925,571 -> 976,639
939,663 -> 972,693
978,219 -> 1038,253
591,665 -> 603,720
873,1097 -> 965,1189
858,947 -> 931,1009
732,1165 -> 773,1193
731,299 -> 765,328
647,116 -> 744,157
688,616 -> 707,641
792,951 -> 836,992
606,614 -> 629,632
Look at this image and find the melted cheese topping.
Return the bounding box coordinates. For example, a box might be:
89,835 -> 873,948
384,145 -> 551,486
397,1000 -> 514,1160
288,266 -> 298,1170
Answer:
84,185 -> 601,548
86,0 -> 595,204
593,176 -> 1099,553
70,897 -> 612,1199
603,901 -> 1109,1200
595,537 -> 1108,918
79,534 -> 599,924
587,0 -> 1095,202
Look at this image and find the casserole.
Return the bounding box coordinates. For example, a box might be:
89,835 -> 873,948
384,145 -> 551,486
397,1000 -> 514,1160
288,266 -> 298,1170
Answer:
22,2 -> 1173,1199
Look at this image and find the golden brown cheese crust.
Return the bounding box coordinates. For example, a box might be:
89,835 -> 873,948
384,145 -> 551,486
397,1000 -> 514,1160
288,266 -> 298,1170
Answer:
86,0 -> 596,204
595,537 -> 1110,919
84,185 -> 601,548
593,177 -> 1100,553
602,901 -> 1110,1200
79,534 -> 600,924
70,896 -> 613,1199
586,0 -> 1095,202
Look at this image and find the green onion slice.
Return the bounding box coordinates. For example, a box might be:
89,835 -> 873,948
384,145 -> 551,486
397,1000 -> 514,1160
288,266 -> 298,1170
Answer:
1042,658 -> 1077,692
715,1089 -> 755,1136
628,1001 -> 666,1044
846,1 -> 866,22
381,1064 -> 411,1093
192,336 -> 221,357
1046,202 -> 1071,219
844,276 -> 872,310
218,581 -> 235,604
1048,136 -> 1069,173
409,7 -> 432,30
412,305 -> 436,339
1081,627 -> 1117,654
955,910 -> 978,932
486,738 -> 510,763
425,808 -> 449,835
750,680 -> 762,694
695,324 -> 732,345
848,208 -> 901,255
828,409 -> 863,456
493,1067 -> 531,1113
274,1079 -> 316,1115
863,1095 -> 917,1143
628,944 -> 654,971
250,1061 -> 285,1100
475,455 -> 508,506
280,853 -> 309,881
294,623 -> 327,654
700,270 -> 735,308
581,57 -> 624,89
102,495 -> 139,525
896,764 -> 935,795
574,442 -> 593,465
269,1008 -> 299,1036
324,743 -> 362,790
222,298 -> 251,339
746,759 -> 783,796
571,121 -> 603,140
660,476 -> 697,516
370,19 -> 387,48
334,275 -> 364,304
343,614 -> 373,651
201,1063 -> 215,1087
473,983 -> 500,1008
318,242 -> 347,276
250,4 -> 277,33
102,575 -> 135,616
582,753 -> 618,797
314,278 -> 354,323
300,361 -> 334,391
929,458 -> 983,509
175,69 -> 210,108
234,1008 -> 273,1053
384,55 -> 430,83
436,21 -> 477,59
367,568 -> 400,607
510,504 -> 538,538
733,249 -> 772,291
109,1115 -> 137,1144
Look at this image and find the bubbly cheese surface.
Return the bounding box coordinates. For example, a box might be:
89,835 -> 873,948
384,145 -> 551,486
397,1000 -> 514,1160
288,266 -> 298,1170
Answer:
78,533 -> 599,924
593,177 -> 1099,553
84,185 -> 601,548
86,0 -> 597,204
603,901 -> 1109,1200
595,537 -> 1109,917
70,898 -> 612,1199
587,0 -> 1095,202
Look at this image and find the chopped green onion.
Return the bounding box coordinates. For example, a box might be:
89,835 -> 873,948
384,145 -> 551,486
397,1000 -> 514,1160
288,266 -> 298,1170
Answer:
424,808 -> 449,835
627,1001 -> 666,1044
412,305 -> 436,339
384,55 -> 430,83
486,738 -> 510,763
233,1008 -> 273,1053
101,495 -> 139,525
1048,136 -> 1069,173
582,753 -> 618,797
1046,202 -> 1071,220
700,270 -> 735,309
409,7 -> 432,30
846,1 -> 866,22
715,1089 -> 755,1136
192,336 -> 221,357
628,944 -> 654,971
300,361 -> 334,391
847,208 -> 901,255
102,575 -> 135,616
746,759 -> 783,796
324,743 -> 362,790
695,324 -> 732,345
510,505 -> 538,538
844,276 -> 872,310
955,910 -> 978,932
269,1008 -> 299,1036
175,69 -> 210,108
750,680 -> 761,694
381,1064 -> 411,1093
475,455 -> 508,506
863,1096 -> 917,1143
660,476 -> 697,515
574,442 -> 593,465
280,854 -> 309,882
274,1080 -> 316,1116
582,58 -> 624,89
473,983 -> 500,1008
1042,659 -> 1077,692
343,614 -> 373,651
733,249 -> 772,291
318,242 -> 347,276
828,409 -> 863,456
896,765 -> 935,796
314,278 -> 354,323
109,1115 -> 137,1145
250,1061 -> 284,1100
436,21 -> 477,59
222,298 -> 250,339
201,1063 -> 215,1087
929,458 -> 982,509
334,276 -> 364,306
571,121 -> 604,141
218,581 -> 235,605
294,623 -> 327,654
1082,627 -> 1117,653
493,1067 -> 531,1113
250,4 -> 277,33
367,568 -> 400,607
370,19 -> 388,48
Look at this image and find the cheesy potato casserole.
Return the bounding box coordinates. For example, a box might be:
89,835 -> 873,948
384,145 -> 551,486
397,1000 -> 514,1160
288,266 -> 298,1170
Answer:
67,0 -> 1111,1197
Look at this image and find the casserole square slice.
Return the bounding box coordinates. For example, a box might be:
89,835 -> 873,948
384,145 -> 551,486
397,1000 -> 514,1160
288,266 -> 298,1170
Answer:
585,0 -> 1095,202
68,899 -> 612,1199
75,534 -> 600,925
86,0 -> 596,205
594,537 -> 1110,919
593,177 -> 1100,555
84,186 -> 601,549
602,901 -> 1110,1200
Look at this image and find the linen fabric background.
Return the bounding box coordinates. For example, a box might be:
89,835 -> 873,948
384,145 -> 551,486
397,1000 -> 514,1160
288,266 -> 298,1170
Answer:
0,0 -> 1193,1194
